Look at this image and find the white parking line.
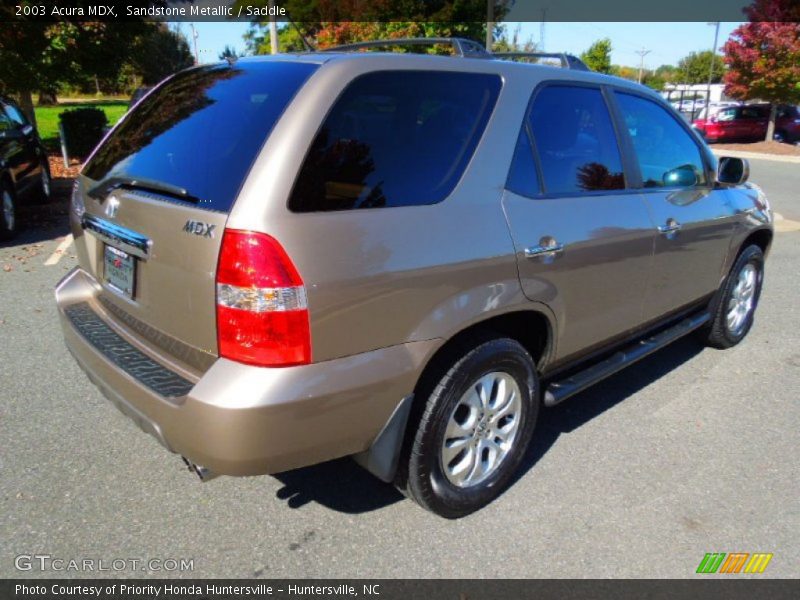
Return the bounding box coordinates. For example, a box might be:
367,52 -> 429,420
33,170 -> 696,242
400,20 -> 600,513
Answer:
44,234 -> 74,266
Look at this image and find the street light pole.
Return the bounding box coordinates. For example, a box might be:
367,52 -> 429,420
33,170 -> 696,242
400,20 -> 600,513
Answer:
190,23 -> 199,65
486,0 -> 493,52
636,48 -> 651,84
705,22 -> 721,106
269,0 -> 279,54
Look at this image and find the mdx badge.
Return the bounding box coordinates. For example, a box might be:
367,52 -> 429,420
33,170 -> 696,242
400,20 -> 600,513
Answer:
183,220 -> 216,238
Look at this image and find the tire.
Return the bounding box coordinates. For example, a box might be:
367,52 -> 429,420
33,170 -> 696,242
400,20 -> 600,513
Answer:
399,337 -> 540,518
701,245 -> 764,349
0,182 -> 18,241
36,159 -> 52,204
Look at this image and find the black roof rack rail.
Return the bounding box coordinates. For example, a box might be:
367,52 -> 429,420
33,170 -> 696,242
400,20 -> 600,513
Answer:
321,37 -> 489,58
492,52 -> 590,71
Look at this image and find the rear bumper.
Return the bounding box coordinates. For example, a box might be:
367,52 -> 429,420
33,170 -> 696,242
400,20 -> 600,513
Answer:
55,267 -> 436,476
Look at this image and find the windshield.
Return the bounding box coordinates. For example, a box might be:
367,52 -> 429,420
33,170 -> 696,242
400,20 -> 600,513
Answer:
83,61 -> 318,212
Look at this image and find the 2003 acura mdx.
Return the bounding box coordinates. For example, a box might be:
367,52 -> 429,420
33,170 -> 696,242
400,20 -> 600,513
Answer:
55,42 -> 773,518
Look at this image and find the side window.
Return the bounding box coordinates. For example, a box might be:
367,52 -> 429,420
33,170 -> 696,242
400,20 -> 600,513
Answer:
505,126 -> 540,197
614,92 -> 707,188
3,103 -> 28,127
288,71 -> 501,212
529,85 -> 625,194
717,108 -> 737,122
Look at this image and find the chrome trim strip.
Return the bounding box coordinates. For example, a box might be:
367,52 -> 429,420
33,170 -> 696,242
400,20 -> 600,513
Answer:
81,215 -> 151,260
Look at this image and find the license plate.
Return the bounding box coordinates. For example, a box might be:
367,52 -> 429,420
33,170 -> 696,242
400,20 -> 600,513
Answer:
104,245 -> 136,298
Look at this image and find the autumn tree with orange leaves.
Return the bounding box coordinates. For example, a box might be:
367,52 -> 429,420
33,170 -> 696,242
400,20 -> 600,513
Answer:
722,0 -> 800,141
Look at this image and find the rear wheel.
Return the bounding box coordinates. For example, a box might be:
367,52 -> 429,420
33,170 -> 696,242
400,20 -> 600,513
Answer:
0,184 -> 17,241
399,337 -> 539,518
701,245 -> 764,348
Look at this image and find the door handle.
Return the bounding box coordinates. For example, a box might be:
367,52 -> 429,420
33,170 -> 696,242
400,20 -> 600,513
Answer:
658,219 -> 682,234
524,241 -> 564,259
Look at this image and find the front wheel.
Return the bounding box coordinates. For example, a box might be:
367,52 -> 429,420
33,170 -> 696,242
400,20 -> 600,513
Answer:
701,245 -> 764,349
0,184 -> 18,241
399,337 -> 540,518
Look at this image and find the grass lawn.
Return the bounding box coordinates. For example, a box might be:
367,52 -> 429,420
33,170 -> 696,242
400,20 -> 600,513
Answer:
34,101 -> 128,150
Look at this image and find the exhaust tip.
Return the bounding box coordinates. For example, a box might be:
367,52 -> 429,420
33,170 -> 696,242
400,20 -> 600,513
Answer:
181,456 -> 217,482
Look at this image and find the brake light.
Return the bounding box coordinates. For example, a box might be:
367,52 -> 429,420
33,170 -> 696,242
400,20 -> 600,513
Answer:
216,229 -> 311,366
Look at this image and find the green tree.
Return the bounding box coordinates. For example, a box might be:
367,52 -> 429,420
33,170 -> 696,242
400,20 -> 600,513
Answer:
580,38 -> 613,74
493,24 -> 536,53
242,0 -> 507,54
128,24 -> 194,86
676,50 -> 723,84
219,44 -> 240,61
723,0 -> 800,141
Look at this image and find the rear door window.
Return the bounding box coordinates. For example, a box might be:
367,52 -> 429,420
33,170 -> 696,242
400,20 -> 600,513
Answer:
614,92 -> 707,188
288,71 -> 501,212
528,85 -> 625,194
83,61 -> 318,212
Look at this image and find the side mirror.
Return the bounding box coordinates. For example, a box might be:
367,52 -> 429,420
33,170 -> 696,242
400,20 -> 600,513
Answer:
663,164 -> 698,187
717,156 -> 749,185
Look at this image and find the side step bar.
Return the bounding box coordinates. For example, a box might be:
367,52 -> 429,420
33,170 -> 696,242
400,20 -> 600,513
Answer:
543,312 -> 710,407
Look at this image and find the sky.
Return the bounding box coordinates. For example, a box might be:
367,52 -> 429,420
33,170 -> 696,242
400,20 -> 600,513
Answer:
184,21 -> 743,69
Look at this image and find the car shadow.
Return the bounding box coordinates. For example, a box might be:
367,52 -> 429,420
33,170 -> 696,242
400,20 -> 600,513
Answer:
270,335 -> 706,515
0,179 -> 73,248
511,335 -> 706,487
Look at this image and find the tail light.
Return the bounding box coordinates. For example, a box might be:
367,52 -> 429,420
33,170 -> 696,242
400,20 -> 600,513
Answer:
216,229 -> 311,366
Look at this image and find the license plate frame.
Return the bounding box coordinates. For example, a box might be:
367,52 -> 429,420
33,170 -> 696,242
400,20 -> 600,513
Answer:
103,244 -> 136,299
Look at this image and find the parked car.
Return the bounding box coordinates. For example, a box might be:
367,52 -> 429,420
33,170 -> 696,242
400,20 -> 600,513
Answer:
693,103 -> 800,143
0,96 -> 51,239
55,48 -> 773,517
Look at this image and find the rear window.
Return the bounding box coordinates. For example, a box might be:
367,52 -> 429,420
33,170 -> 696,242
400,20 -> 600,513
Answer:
83,61 -> 318,212
288,70 -> 501,212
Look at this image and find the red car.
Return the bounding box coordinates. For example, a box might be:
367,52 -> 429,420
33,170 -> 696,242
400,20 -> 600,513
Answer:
692,104 -> 800,143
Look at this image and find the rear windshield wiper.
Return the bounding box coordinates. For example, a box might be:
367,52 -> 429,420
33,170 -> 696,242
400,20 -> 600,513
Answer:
88,176 -> 201,204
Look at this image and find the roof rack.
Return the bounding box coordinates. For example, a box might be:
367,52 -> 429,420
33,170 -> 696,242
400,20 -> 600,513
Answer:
320,38 -> 590,71
321,37 -> 490,58
491,52 -> 590,71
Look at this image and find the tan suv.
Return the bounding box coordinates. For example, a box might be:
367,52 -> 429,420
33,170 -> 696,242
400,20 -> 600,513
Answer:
55,42 -> 773,518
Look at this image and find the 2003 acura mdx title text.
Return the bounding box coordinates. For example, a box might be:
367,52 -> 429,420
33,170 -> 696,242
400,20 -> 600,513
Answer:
55,40 -> 772,518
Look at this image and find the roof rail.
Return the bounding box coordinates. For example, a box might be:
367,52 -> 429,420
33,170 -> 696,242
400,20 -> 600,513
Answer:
321,37 -> 489,58
492,52 -> 590,71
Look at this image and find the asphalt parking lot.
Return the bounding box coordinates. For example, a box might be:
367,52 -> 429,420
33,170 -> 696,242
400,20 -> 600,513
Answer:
1,159 -> 798,579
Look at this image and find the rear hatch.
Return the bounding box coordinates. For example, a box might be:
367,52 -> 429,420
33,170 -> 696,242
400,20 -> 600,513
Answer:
74,60 -> 318,373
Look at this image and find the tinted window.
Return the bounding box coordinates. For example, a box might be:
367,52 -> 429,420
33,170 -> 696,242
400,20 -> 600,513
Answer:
288,71 -> 501,212
615,92 -> 706,188
3,103 -> 28,126
506,125 -> 540,197
529,86 -> 624,194
84,61 -> 318,212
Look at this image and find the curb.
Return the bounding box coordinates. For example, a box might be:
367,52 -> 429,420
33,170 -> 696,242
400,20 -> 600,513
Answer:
711,148 -> 800,164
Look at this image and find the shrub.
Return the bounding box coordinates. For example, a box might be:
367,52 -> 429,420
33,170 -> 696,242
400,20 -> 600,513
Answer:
59,108 -> 109,159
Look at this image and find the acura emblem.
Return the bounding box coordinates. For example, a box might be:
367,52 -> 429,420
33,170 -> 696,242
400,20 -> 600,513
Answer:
105,196 -> 120,218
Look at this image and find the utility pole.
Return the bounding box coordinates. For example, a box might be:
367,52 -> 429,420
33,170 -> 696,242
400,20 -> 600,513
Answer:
635,47 -> 651,84
540,9 -> 546,51
189,23 -> 199,65
269,0 -> 279,54
486,0 -> 493,52
705,22 -> 721,107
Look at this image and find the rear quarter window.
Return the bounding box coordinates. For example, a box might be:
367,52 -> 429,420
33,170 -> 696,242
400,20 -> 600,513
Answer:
288,70 -> 502,212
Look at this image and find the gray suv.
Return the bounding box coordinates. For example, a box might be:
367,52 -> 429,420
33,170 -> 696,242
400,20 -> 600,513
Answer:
55,45 -> 772,518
